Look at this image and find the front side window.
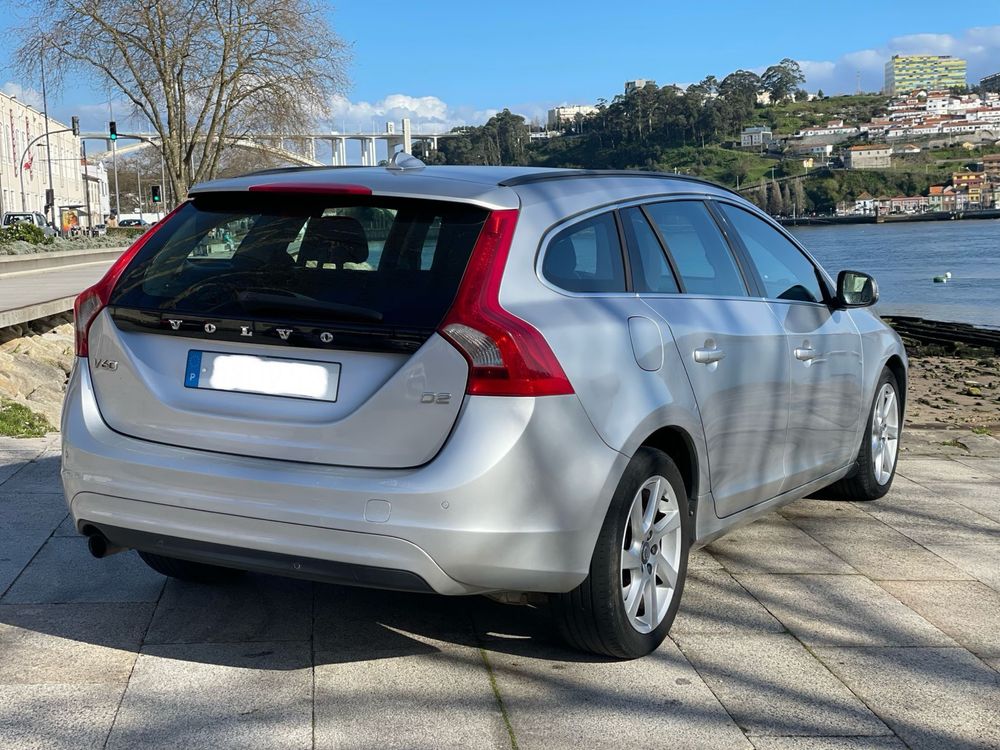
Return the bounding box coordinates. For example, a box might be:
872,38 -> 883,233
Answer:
542,212 -> 627,293
718,203 -> 825,304
643,201 -> 747,297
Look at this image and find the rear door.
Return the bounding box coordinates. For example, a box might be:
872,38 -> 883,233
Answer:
630,200 -> 790,517
714,202 -> 863,489
87,193 -> 489,468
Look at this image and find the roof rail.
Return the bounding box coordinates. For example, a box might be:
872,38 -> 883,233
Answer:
497,169 -> 740,196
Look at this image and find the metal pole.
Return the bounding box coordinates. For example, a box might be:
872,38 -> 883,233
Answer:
159,147 -> 167,214
110,102 -> 120,217
136,160 -> 143,221
82,139 -> 93,233
40,52 -> 57,231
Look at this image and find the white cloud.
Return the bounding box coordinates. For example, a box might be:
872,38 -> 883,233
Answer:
327,93 -> 506,132
797,25 -> 1000,94
1,82 -> 43,109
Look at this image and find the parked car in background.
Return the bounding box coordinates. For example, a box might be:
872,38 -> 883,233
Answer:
2,211 -> 57,236
117,218 -> 150,228
62,159 -> 906,658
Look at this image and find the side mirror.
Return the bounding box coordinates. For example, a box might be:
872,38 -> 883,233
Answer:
837,269 -> 878,308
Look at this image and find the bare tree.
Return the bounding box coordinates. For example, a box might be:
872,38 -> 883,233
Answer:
16,0 -> 350,200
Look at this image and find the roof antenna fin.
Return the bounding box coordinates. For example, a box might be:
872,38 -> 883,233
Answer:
386,152 -> 426,172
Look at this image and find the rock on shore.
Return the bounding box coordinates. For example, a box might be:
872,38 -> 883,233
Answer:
0,314 -> 74,428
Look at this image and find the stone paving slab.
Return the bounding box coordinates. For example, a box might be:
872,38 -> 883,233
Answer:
0,683 -> 126,750
487,638 -> 753,750
675,633 -> 890,738
780,500 -> 974,581
106,642 -> 313,750
314,645 -> 509,750
953,457 -> 1000,478
814,647 -> 1000,750
877,579 -> 1000,658
0,455 -> 63,494
749,738 -> 907,749
914,480 -> 1000,523
735,573 -> 958,649
706,516 -> 856,575
671,570 -> 785,636
922,542 -> 1000,590
145,575 -> 312,645
1,538 -> 164,604
0,603 -> 152,684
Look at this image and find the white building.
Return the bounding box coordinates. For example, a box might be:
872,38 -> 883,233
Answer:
81,162 -> 111,227
547,105 -> 598,130
0,89 -> 86,225
844,144 -> 892,169
740,126 -> 773,147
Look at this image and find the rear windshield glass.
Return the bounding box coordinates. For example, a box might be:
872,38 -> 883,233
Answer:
110,195 -> 489,330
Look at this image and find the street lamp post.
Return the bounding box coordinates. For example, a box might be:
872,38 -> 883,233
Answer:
40,51 -> 57,231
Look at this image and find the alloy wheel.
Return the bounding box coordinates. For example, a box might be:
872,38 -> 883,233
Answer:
620,475 -> 683,634
871,383 -> 900,485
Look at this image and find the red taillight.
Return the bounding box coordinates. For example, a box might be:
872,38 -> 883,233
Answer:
439,209 -> 573,397
73,202 -> 187,357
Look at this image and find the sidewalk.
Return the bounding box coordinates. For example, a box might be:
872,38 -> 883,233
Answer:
0,433 -> 997,750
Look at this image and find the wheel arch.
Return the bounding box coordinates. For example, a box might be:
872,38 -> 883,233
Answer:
638,425 -> 700,516
884,354 -> 907,416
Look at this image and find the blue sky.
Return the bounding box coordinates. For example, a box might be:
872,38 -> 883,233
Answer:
2,2 -> 999,132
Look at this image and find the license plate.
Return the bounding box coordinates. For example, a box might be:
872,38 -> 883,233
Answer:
184,350 -> 340,402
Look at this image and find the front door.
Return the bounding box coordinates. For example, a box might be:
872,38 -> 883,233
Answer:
714,202 -> 864,490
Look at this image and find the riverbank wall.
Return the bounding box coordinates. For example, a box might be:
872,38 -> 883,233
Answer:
780,209 -> 1000,227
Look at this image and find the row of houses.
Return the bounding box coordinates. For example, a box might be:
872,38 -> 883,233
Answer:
839,154 -> 1000,215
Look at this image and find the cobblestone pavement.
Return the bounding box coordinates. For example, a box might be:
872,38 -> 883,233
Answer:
1,433 -> 998,750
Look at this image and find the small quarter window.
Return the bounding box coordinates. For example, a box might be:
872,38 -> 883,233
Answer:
542,212 -> 627,293
644,201 -> 747,297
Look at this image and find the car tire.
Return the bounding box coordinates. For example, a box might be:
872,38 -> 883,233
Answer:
821,368 -> 902,501
138,551 -> 246,584
554,446 -> 690,659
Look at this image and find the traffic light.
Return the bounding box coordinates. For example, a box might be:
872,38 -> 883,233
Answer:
71,116 -> 80,136
109,121 -> 117,141
44,188 -> 54,210
151,185 -> 161,203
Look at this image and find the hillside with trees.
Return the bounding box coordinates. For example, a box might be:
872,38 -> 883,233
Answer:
424,60 -> 976,214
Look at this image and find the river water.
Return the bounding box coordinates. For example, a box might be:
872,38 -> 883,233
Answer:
789,220 -> 1000,329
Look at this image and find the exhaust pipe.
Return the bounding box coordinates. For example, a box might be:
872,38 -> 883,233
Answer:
86,532 -> 126,559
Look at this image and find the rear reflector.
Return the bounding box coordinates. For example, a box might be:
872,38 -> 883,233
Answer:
439,210 -> 573,397
74,202 -> 187,357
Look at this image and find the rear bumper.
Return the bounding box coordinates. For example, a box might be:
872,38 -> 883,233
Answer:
62,363 -> 628,595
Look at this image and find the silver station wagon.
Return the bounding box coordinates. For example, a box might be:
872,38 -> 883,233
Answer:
62,157 -> 906,658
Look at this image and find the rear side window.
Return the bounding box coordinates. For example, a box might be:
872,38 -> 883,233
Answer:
620,207 -> 679,294
717,203 -> 825,304
110,195 -> 489,331
542,212 -> 626,293
644,201 -> 747,297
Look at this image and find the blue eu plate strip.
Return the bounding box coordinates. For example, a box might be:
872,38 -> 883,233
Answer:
184,350 -> 203,388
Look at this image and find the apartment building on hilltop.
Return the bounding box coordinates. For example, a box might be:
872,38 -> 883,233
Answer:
883,55 -> 967,96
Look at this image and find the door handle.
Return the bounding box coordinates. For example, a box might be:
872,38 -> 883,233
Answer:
794,346 -> 818,361
694,347 -> 725,364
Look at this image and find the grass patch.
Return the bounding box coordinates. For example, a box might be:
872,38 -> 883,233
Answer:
0,399 -> 54,438
971,426 -> 993,436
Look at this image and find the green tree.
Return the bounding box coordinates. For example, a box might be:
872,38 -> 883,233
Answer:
761,58 -> 806,103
